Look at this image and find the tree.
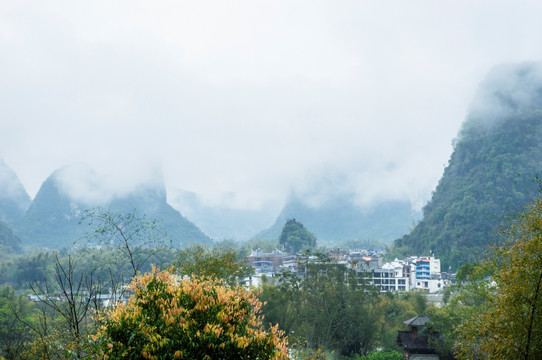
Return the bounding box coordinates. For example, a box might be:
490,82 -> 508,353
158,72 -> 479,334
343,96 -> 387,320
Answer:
81,208 -> 171,277
175,245 -> 254,285
454,197 -> 542,359
92,266 -> 288,360
26,254 -> 100,359
260,255 -> 379,357
279,219 -> 317,254
0,287 -> 37,359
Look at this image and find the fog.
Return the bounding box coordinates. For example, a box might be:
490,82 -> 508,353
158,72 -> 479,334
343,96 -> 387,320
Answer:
468,62 -> 542,126
2,1 -> 542,213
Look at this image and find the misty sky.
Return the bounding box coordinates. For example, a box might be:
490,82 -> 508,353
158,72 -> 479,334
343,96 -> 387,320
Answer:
2,1 -> 542,211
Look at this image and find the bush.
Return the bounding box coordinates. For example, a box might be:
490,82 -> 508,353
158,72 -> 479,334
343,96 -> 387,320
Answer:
92,267 -> 287,359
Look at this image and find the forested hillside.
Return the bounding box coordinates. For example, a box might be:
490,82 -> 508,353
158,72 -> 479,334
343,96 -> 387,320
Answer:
14,166 -> 212,249
394,63 -> 542,270
0,220 -> 21,254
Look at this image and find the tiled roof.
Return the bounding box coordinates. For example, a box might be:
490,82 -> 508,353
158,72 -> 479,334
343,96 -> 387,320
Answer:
403,315 -> 430,327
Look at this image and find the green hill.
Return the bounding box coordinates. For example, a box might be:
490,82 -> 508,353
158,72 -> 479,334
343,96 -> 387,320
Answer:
394,62 -> 542,270
255,194 -> 413,245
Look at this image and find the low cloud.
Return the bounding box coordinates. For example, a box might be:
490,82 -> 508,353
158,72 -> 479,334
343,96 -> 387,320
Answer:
53,162 -> 164,206
467,62 -> 542,127
2,1 -> 542,214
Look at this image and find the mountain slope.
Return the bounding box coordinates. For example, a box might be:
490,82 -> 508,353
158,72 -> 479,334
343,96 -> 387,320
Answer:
15,166 -> 212,249
255,194 -> 413,244
394,62 -> 542,270
0,160 -> 31,224
0,219 -> 22,254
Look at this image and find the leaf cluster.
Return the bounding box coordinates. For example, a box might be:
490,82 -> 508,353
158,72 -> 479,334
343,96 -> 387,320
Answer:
93,267 -> 288,359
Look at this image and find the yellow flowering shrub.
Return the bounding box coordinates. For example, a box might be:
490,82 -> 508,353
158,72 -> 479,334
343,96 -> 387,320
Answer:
92,267 -> 288,359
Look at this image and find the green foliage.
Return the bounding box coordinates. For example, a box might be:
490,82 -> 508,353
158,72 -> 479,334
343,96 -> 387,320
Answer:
0,286 -> 37,359
9,251 -> 57,290
93,267 -> 288,359
394,107 -> 542,270
175,244 -> 254,285
0,220 -> 22,255
279,219 -> 317,254
356,350 -> 402,360
260,256 -> 379,357
375,291 -> 428,350
452,197 -> 542,359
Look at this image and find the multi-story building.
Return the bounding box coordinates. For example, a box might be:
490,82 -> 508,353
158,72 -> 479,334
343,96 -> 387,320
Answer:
246,249 -> 296,274
359,258 -> 411,292
412,257 -> 443,293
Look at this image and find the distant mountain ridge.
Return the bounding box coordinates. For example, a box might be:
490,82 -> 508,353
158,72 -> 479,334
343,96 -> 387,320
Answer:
0,160 -> 31,224
14,166 -> 212,249
255,194 -> 414,244
168,190 -> 279,241
394,62 -> 542,270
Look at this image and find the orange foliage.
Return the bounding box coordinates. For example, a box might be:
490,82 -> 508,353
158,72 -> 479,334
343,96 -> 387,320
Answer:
92,266 -> 288,359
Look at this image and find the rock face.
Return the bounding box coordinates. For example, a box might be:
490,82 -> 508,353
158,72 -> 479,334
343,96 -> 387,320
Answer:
255,193 -> 414,244
15,165 -> 211,249
394,62 -> 542,270
0,160 -> 31,224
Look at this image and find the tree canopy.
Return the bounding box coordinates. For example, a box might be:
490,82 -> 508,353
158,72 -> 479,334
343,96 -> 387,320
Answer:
452,197 -> 542,359
93,267 -> 288,360
175,244 -> 254,285
279,218 -> 317,254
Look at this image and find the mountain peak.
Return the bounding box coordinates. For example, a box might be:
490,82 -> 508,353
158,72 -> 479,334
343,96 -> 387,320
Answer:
0,160 -> 31,223
16,165 -> 210,249
395,62 -> 542,270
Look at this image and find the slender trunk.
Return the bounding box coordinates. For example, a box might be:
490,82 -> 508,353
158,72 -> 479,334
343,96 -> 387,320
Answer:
525,269 -> 542,359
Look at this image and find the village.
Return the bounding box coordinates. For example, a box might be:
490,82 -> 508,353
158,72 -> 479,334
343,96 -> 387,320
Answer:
246,248 -> 453,296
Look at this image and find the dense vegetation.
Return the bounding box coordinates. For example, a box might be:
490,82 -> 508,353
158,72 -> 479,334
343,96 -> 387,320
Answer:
0,220 -> 21,254
93,267 -> 288,360
259,255 -> 430,358
279,218 -> 317,254
427,196 -> 542,359
394,66 -> 542,270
